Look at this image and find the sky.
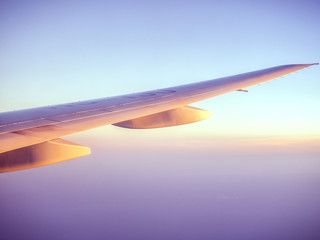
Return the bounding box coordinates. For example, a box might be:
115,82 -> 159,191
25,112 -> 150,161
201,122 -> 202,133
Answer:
0,0 -> 320,239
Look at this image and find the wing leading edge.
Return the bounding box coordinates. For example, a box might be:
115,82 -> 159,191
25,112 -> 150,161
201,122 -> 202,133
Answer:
0,63 -> 318,172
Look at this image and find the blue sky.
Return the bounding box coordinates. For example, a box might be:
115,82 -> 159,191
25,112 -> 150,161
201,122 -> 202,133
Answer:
1,1 -> 320,239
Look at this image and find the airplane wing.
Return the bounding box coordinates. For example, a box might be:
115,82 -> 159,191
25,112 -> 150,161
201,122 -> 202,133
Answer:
0,63 -> 318,172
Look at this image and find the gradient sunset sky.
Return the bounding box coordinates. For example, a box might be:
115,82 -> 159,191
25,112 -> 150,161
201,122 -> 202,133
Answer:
1,0 -> 320,240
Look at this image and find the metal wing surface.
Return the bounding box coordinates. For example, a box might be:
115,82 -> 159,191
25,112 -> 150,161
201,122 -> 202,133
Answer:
0,63 -> 317,172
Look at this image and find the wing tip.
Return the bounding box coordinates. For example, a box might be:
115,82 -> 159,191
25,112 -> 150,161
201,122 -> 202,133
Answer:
300,63 -> 318,66
297,63 -> 319,68
304,63 -> 319,66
